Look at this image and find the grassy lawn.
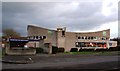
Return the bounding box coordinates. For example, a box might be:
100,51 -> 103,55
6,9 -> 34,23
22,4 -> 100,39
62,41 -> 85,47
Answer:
64,51 -> 119,55
0,48 -> 119,58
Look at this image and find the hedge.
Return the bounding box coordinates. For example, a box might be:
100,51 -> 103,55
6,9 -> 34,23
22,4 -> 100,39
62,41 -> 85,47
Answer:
36,48 -> 44,53
70,48 -> 78,52
58,48 -> 65,53
52,46 -> 58,54
108,47 -> 119,51
81,49 -> 94,52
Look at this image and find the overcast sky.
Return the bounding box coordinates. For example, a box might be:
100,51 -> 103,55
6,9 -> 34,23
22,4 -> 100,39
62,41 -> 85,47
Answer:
2,0 -> 119,38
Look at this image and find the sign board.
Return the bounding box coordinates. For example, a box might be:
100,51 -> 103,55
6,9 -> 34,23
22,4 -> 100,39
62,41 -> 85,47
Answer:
9,38 -> 40,42
103,31 -> 106,36
9,39 -> 28,42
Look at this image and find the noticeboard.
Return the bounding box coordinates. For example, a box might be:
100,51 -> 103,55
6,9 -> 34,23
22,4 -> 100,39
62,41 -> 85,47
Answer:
103,31 -> 106,36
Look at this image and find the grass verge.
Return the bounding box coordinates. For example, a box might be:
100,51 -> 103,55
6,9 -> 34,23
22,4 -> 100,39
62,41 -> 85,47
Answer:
64,51 -> 119,55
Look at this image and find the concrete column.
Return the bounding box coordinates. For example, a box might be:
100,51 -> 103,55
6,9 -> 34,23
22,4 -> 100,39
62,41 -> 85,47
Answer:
5,42 -> 10,55
107,40 -> 109,49
49,43 -> 52,54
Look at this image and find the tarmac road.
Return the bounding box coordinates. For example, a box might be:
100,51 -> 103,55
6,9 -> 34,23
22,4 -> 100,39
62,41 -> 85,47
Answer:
1,54 -> 120,70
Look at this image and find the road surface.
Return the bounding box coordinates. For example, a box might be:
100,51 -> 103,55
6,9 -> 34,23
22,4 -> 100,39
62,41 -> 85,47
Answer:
2,54 -> 120,71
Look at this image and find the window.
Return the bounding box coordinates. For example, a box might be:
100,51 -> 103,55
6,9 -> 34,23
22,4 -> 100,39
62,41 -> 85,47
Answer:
85,37 -> 87,40
43,36 -> 46,39
109,43 -> 112,46
76,42 -> 85,47
75,42 -> 79,47
62,31 -> 65,36
82,37 -> 84,39
97,42 -> 106,47
93,37 -> 97,40
88,37 -> 90,40
106,38 -> 108,40
80,42 -> 85,47
39,36 -> 42,39
76,42 -> 99,47
102,37 -> 106,40
91,37 -> 93,40
78,37 -> 80,39
33,36 -> 36,39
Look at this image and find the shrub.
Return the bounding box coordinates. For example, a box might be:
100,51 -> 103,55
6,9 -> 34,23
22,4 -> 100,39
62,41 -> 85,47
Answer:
52,46 -> 58,54
70,48 -> 78,52
82,49 -> 94,52
36,48 -> 44,53
118,46 -> 120,51
95,49 -> 108,52
78,48 -> 82,52
58,48 -> 65,53
108,47 -> 118,51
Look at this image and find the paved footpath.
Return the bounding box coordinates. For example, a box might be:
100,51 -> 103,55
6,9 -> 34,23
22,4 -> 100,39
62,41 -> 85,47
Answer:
1,54 -> 120,70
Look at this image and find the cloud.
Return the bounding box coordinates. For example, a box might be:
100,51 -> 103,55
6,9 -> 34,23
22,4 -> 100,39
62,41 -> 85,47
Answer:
2,1 -> 118,37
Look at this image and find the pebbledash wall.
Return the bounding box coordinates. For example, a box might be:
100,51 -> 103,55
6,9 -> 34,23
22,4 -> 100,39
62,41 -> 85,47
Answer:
27,25 -> 117,52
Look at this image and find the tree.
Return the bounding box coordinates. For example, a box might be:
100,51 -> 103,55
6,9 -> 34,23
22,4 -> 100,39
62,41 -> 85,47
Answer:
2,28 -> 21,37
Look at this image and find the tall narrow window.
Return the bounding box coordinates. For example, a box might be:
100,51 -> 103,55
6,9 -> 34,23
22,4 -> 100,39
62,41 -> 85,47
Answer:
43,36 -> 46,39
102,37 -> 106,40
62,31 -> 65,37
75,42 -> 79,47
33,36 -> 36,39
93,37 -> 97,40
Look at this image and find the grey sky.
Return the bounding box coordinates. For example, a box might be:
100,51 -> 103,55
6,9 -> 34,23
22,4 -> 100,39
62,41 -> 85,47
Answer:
2,0 -> 119,38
